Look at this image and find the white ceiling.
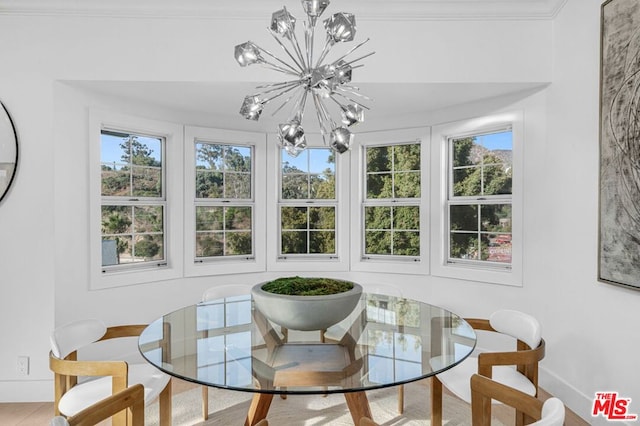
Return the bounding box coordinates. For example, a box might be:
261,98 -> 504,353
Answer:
44,0 -> 559,132
1,0 -> 567,20
67,81 -> 548,132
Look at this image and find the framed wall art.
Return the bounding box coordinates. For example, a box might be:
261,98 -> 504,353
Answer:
599,0 -> 640,289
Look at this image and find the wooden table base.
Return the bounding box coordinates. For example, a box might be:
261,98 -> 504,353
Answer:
244,391 -> 372,426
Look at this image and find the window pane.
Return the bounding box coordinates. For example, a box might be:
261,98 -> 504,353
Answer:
365,230 -> 392,255
366,173 -> 392,198
281,206 -> 307,230
480,204 -> 511,232
452,137 -> 476,167
195,170 -> 223,198
483,165 -> 512,195
485,233 -> 512,263
224,146 -> 251,172
309,149 -> 334,174
365,206 -> 391,230
132,166 -> 161,197
282,174 -> 309,199
196,207 -> 223,231
450,232 -> 478,260
134,234 -> 163,261
310,172 -> 335,199
308,207 -> 335,230
195,143 -> 252,199
450,204 -> 478,231
310,231 -> 335,253
195,206 -> 253,258
393,231 -> 420,256
134,206 -> 163,233
102,205 -> 132,234
225,173 -> 251,199
394,144 -> 421,171
453,167 -> 480,197
225,207 -> 252,230
226,232 -> 252,255
101,165 -> 130,197
366,146 -> 392,172
393,206 -> 419,230
282,231 -> 307,254
101,132 -> 163,198
394,171 -> 420,198
366,143 -> 420,200
196,232 -> 224,257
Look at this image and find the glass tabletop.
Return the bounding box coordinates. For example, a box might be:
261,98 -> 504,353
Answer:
138,292 -> 476,395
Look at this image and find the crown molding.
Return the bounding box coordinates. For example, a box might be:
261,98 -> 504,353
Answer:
0,0 -> 568,21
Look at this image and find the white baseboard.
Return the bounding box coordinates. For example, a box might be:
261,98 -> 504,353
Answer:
0,379 -> 53,402
540,367 -> 635,426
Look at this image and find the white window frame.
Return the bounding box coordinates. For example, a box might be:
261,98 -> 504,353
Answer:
184,126 -> 266,277
351,128 -> 430,275
430,112 -> 523,286
266,133 -> 349,272
89,110 -> 184,289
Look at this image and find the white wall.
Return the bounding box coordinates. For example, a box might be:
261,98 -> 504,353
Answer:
1,2 -> 637,424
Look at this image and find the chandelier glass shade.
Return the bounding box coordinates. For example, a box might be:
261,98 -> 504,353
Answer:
234,0 -> 374,157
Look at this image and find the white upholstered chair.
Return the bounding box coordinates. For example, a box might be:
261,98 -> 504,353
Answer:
199,284 -> 253,420
431,310 -> 546,426
49,319 -> 171,426
50,383 -> 145,426
471,374 -> 565,426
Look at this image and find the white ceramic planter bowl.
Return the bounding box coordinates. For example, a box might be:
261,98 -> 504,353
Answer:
251,281 -> 363,331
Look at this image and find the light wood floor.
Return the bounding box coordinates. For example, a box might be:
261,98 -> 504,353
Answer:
0,379 -> 588,425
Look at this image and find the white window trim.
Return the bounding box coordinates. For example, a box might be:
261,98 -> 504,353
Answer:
266,133 -> 350,272
89,109 -> 184,290
430,111 -> 523,287
184,126 -> 266,277
350,127 -> 430,275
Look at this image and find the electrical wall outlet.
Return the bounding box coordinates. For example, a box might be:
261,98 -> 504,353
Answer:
17,356 -> 29,376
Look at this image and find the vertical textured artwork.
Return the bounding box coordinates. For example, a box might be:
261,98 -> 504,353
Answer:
600,0 -> 640,289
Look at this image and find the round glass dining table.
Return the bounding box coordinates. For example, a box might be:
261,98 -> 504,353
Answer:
139,292 -> 476,425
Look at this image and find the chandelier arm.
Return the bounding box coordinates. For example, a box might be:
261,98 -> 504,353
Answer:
304,20 -> 316,71
290,88 -> 309,122
288,27 -> 309,71
255,81 -> 303,99
333,91 -> 371,110
340,51 -> 376,67
267,30 -> 306,72
255,43 -> 301,74
260,82 -> 303,104
331,38 -> 371,64
315,38 -> 334,68
256,79 -> 305,90
316,94 -> 337,129
335,86 -> 373,102
261,63 -> 302,76
312,93 -> 331,136
269,86 -> 306,117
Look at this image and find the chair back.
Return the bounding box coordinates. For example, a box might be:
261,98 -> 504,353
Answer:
470,374 -> 565,426
49,383 -> 145,426
489,309 -> 541,349
201,284 -> 252,303
50,319 -> 107,359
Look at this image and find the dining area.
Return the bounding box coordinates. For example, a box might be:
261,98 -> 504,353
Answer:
47,279 -> 562,426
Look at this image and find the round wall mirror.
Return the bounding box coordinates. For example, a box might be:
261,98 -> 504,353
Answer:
0,101 -> 17,204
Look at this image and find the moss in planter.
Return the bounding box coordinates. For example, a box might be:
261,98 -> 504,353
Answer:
262,276 -> 354,296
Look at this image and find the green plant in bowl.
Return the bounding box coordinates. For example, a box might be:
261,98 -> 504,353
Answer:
261,276 -> 354,296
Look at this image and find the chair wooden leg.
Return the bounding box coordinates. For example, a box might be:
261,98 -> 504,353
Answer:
159,380 -> 172,426
398,384 -> 404,414
431,376 -> 443,426
202,385 -> 209,420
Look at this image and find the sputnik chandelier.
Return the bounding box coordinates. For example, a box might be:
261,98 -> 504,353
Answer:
234,0 -> 374,157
